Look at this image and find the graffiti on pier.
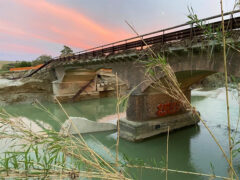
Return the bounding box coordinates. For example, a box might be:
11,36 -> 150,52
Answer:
157,102 -> 181,117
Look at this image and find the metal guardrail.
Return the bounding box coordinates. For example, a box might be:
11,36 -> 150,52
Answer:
24,10 -> 240,78
55,10 -> 240,60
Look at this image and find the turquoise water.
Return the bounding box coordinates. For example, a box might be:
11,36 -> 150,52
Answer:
3,88 -> 240,179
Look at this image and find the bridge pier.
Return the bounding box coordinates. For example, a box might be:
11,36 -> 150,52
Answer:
120,89 -> 200,141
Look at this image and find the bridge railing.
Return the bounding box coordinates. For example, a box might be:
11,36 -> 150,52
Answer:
54,10 -> 240,62
23,10 -> 240,79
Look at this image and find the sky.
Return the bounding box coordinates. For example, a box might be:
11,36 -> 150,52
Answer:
0,0 -> 237,61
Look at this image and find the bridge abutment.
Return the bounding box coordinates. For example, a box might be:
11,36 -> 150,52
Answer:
120,89 -> 200,141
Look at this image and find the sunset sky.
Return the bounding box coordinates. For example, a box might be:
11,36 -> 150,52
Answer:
0,0 -> 237,61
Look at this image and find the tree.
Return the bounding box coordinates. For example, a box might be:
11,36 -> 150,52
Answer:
32,55 -> 52,66
15,61 -> 32,68
60,45 -> 73,57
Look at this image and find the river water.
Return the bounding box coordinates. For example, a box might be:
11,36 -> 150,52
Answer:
3,88 -> 240,179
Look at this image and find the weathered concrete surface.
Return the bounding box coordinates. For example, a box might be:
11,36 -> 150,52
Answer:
61,117 -> 116,135
54,67 -> 65,82
53,68 -> 97,97
52,68 -> 127,102
57,45 -> 240,95
126,89 -> 191,122
120,112 -> 200,141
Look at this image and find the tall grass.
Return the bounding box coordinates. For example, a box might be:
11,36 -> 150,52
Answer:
0,103 -> 130,179
124,1 -> 240,178
220,0 -> 233,178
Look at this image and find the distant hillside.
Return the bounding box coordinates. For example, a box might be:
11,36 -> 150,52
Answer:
0,61 -> 15,69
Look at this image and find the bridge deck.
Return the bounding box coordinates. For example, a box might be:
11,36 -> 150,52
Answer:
25,10 -> 240,78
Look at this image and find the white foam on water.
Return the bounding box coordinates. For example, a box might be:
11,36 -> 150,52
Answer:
192,88 -> 222,97
192,87 -> 239,130
192,87 -> 238,101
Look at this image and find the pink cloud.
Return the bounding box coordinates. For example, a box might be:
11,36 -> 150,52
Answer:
48,26 -> 89,48
12,0 -> 130,49
0,20 -> 27,38
0,0 -> 131,58
0,19 -> 88,49
0,43 -> 48,55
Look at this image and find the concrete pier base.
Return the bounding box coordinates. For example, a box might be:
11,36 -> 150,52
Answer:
119,112 -> 200,141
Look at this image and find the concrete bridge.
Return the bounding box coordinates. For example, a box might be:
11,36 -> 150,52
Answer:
26,10 -> 240,141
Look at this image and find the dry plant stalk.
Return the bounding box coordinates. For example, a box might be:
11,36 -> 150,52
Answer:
55,97 -> 127,177
126,16 -> 239,179
233,83 -> 240,139
115,73 -> 120,167
146,37 -> 239,180
220,0 -> 233,178
127,165 -> 233,180
0,102 -> 129,180
165,126 -> 170,180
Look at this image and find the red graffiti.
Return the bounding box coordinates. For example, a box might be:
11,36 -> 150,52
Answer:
157,102 -> 181,117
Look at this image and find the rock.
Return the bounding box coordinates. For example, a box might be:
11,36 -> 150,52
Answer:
60,117 -> 116,135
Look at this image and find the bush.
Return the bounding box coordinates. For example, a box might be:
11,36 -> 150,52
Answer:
1,61 -> 31,71
14,61 -> 32,68
32,55 -> 52,66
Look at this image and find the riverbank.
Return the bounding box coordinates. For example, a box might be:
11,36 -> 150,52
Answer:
192,72 -> 240,88
0,77 -> 53,105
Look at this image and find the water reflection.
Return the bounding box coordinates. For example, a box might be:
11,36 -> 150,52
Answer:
82,125 -> 201,180
3,97 -> 122,130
